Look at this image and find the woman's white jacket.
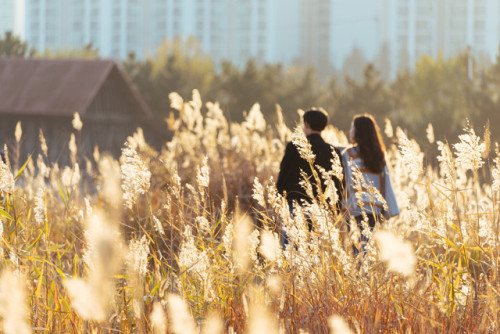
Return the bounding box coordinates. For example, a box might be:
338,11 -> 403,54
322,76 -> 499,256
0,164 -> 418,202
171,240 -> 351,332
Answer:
341,146 -> 399,218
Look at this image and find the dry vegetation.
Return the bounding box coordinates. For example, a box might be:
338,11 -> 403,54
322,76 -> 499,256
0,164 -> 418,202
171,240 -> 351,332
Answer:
0,90 -> 499,333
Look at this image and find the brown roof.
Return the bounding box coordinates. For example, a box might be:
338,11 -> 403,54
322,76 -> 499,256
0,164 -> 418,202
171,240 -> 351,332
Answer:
0,58 -> 153,118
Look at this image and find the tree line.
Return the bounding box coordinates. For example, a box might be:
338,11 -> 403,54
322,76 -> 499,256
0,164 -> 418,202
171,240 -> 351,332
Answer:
2,31 -> 499,147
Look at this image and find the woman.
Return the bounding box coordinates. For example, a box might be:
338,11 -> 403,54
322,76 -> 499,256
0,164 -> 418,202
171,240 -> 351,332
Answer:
342,114 -> 399,255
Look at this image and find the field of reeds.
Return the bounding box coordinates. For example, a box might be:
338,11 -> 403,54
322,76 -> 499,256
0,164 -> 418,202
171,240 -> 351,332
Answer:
0,90 -> 499,333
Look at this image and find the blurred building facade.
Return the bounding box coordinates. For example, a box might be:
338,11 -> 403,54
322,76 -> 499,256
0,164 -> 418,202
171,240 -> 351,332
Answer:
0,1 -> 15,35
21,0 -> 330,69
22,0 -> 266,65
383,0 -> 500,77
0,0 -> 23,37
301,0 -> 332,70
9,0 -> 500,77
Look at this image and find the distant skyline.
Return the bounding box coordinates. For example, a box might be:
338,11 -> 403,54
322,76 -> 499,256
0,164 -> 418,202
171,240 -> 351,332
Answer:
2,0 -> 500,79
331,0 -> 380,68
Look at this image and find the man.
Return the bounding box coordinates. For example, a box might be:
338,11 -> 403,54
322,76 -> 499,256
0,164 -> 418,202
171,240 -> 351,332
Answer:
277,109 -> 344,223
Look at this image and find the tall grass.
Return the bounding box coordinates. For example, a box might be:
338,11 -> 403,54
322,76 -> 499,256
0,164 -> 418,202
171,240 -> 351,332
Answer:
0,90 -> 498,333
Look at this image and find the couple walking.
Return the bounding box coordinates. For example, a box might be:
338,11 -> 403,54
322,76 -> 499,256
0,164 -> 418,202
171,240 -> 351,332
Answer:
276,109 -> 399,254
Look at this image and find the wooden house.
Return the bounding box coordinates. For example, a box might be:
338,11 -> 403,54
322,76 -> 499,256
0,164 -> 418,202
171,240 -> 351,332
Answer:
0,58 -> 159,165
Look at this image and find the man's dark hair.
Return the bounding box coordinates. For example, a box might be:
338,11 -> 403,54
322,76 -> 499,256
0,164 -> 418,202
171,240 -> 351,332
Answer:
303,109 -> 328,131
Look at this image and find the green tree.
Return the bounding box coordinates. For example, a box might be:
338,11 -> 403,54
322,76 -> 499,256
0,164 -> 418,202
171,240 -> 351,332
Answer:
276,65 -> 322,120
471,48 -> 500,144
0,31 -> 35,57
42,43 -> 100,59
123,37 -> 215,126
326,63 -> 393,132
400,53 -> 473,142
374,42 -> 391,81
213,60 -> 323,125
214,59 -> 271,121
341,47 -> 367,83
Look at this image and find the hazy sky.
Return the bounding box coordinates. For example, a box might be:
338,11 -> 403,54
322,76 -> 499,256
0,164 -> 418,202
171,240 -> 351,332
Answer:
331,0 -> 380,68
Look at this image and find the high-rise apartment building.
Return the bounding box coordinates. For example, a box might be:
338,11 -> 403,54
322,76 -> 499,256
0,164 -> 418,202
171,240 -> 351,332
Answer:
330,0 -> 380,71
382,0 -> 441,75
23,0 -> 273,64
25,0 -> 66,52
224,0 -> 272,66
268,0 -> 301,65
19,0 -> 500,76
442,0 -> 499,61
0,0 -> 15,35
21,0 -> 330,69
301,0 -> 331,69
0,0 -> 24,38
383,0 -> 500,76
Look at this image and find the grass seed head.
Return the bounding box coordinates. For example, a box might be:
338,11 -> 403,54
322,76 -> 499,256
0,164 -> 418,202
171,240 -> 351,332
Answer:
453,123 -> 485,171
293,126 -> 316,163
375,231 -> 416,277
248,301 -> 279,334
234,215 -> 255,271
120,142 -> 151,209
72,112 -> 83,131
65,211 -> 124,321
167,294 -> 197,334
0,159 -> 14,194
63,278 -> 107,321
150,302 -> 167,334
15,121 -> 22,143
0,270 -> 31,334
329,315 -> 353,334
127,235 -> 150,277
259,230 -> 280,262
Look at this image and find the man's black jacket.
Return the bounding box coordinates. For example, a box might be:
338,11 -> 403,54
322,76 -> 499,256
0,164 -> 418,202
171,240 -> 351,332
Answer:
277,133 -> 343,208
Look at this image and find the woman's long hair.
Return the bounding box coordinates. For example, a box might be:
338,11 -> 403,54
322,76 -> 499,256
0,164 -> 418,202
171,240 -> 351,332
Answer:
352,114 -> 386,173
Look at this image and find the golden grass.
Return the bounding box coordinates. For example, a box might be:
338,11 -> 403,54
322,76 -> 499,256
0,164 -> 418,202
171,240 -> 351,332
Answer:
0,91 -> 499,333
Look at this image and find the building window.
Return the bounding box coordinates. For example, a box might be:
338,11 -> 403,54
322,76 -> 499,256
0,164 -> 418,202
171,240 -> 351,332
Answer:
241,49 -> 250,57
398,35 -> 407,46
398,6 -> 409,16
416,20 -> 428,30
475,5 -> 486,16
173,21 -> 180,32
474,21 -> 485,30
474,35 -> 485,45
416,35 -> 430,44
241,20 -> 250,30
417,5 -> 432,16
156,22 -> 166,31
